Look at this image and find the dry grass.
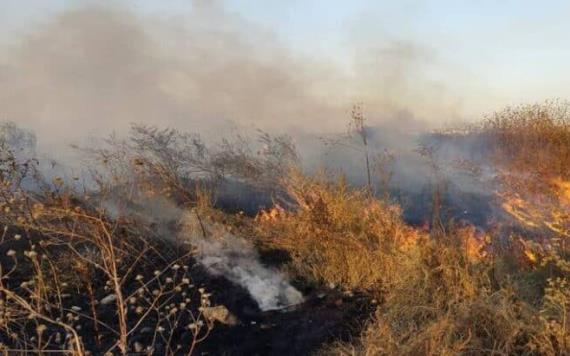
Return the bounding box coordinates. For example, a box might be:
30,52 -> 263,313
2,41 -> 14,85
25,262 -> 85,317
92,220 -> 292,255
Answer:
1,102 -> 570,355
481,100 -> 570,180
251,164 -> 568,355
309,101 -> 570,355
0,185 -> 216,354
309,219 -> 569,355
256,170 -> 424,292
0,134 -> 218,354
0,125 -> 300,355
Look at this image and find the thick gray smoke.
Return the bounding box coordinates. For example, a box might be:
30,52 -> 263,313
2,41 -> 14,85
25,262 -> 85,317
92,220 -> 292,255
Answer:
181,210 -> 304,311
0,2 -> 465,163
0,3 -> 337,157
0,2 -> 494,224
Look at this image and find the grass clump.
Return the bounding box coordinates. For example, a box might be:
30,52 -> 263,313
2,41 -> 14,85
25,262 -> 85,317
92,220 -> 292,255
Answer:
256,170 -> 423,292
254,169 -> 567,354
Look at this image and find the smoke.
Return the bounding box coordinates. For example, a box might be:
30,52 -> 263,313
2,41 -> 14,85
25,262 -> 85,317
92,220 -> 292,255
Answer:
181,210 -> 304,311
100,191 -> 303,312
0,2 -> 465,162
0,122 -> 37,161
0,1 -> 499,225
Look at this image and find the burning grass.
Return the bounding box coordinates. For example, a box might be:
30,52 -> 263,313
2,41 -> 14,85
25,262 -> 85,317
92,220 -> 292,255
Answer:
313,101 -> 570,355
256,170 -> 424,292
0,102 -> 569,354
252,169 -> 568,354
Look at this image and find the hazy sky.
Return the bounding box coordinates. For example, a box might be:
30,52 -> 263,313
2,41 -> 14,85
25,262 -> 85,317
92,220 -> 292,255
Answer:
1,0 -> 569,153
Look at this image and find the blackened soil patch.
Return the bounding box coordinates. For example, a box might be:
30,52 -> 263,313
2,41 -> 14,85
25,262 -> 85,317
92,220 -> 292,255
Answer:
197,288 -> 374,356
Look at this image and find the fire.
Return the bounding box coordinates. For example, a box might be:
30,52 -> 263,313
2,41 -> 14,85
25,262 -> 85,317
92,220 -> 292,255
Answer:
256,204 -> 287,222
515,238 -> 541,266
498,178 -> 570,238
456,224 -> 491,262
499,192 -> 541,229
523,249 -> 537,264
551,177 -> 570,205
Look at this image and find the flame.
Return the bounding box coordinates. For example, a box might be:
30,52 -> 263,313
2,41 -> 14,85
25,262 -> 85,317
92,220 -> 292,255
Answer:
256,204 -> 287,222
551,177 -> 570,205
457,225 -> 491,262
516,238 -> 541,265
498,178 -> 570,238
523,249 -> 537,264
499,193 -> 541,228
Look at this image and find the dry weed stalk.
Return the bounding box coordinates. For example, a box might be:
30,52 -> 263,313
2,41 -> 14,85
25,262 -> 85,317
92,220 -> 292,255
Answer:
0,177 -> 213,354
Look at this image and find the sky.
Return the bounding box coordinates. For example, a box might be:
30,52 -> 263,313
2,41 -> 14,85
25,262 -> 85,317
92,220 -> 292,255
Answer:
0,0 -> 569,154
224,0 -> 570,108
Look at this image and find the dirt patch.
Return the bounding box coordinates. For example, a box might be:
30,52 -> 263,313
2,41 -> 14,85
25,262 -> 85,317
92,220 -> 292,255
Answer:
197,284 -> 374,356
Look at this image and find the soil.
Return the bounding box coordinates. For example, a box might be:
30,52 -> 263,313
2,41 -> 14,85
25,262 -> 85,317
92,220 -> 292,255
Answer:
196,281 -> 374,356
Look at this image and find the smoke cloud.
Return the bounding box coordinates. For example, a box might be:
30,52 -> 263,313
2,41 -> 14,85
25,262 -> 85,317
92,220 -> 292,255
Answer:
0,1 -> 491,225
0,2 -> 464,161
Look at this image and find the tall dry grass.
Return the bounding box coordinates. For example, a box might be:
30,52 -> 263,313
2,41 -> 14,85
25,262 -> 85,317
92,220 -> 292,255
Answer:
256,170 -> 424,292
254,166 -> 568,353
311,101 -> 570,355
481,100 -> 570,181
0,181 -> 216,354
1,101 -> 569,355
0,123 -> 301,354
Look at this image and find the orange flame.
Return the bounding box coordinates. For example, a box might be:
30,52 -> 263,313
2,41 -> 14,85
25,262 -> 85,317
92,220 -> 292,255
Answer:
498,178 -> 570,238
255,204 -> 287,222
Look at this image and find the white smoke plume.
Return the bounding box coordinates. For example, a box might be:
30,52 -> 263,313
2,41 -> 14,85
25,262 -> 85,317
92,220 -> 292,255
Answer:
100,192 -> 304,312
181,210 -> 304,311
